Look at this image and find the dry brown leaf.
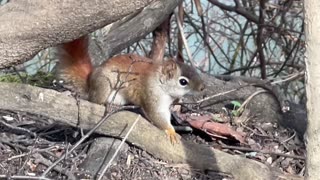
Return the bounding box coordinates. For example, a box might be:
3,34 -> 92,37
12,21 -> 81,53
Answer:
186,114 -> 246,143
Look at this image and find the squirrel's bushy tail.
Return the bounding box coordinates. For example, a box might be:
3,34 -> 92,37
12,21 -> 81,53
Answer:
56,36 -> 93,95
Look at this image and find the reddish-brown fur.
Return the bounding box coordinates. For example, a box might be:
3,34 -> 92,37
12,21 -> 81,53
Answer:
57,37 -> 93,94
62,37 -> 92,79
57,36 -> 204,144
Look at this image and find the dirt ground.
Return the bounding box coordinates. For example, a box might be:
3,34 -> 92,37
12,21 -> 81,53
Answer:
0,104 -> 305,179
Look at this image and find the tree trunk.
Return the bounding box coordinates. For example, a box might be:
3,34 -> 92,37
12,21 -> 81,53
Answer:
304,0 -> 320,178
0,0 -> 154,68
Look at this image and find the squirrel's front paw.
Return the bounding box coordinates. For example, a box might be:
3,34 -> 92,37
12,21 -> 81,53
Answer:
165,128 -> 180,145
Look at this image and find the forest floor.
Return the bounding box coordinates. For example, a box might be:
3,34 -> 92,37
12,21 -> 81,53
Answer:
0,103 -> 305,180
0,67 -> 307,179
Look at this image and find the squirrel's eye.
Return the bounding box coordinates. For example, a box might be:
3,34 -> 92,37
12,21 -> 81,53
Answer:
179,77 -> 189,86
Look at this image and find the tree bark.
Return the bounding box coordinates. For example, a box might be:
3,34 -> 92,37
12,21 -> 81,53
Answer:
99,0 -> 180,61
0,0 -> 157,68
304,0 -> 320,178
148,15 -> 172,62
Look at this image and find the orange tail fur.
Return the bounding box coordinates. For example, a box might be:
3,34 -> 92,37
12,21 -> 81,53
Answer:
57,36 -> 93,95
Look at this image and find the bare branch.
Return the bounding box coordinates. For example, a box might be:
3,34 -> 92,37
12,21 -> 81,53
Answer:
257,0 -> 267,79
100,0 -> 181,60
207,0 -> 259,23
149,15 -> 172,62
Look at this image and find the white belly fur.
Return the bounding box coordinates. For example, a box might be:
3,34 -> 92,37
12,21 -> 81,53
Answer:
156,94 -> 173,124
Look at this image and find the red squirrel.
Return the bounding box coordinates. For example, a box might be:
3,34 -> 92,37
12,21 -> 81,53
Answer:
57,36 -> 205,144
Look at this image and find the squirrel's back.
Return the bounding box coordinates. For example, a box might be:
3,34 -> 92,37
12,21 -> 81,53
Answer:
88,54 -> 158,105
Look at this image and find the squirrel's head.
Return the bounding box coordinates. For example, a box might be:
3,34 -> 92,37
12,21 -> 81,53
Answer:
159,59 -> 205,98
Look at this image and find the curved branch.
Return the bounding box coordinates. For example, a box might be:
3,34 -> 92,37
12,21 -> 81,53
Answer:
100,0 -> 181,59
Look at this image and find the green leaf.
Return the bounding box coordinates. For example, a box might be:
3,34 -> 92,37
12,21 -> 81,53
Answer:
231,101 -> 242,108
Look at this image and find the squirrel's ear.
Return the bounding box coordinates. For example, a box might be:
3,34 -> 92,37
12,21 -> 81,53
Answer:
161,59 -> 177,80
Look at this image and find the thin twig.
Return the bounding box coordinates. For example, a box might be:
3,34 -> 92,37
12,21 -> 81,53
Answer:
0,175 -> 52,180
40,105 -> 136,178
237,89 -> 267,115
33,153 -> 75,179
221,145 -> 305,160
174,9 -> 197,68
280,131 -> 296,144
0,120 -> 36,137
196,84 -> 256,104
197,88 -> 238,104
97,115 -> 141,180
271,71 -> 305,85
7,146 -> 59,161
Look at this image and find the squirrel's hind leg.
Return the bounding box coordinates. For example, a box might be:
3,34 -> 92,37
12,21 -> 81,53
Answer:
88,68 -> 112,105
